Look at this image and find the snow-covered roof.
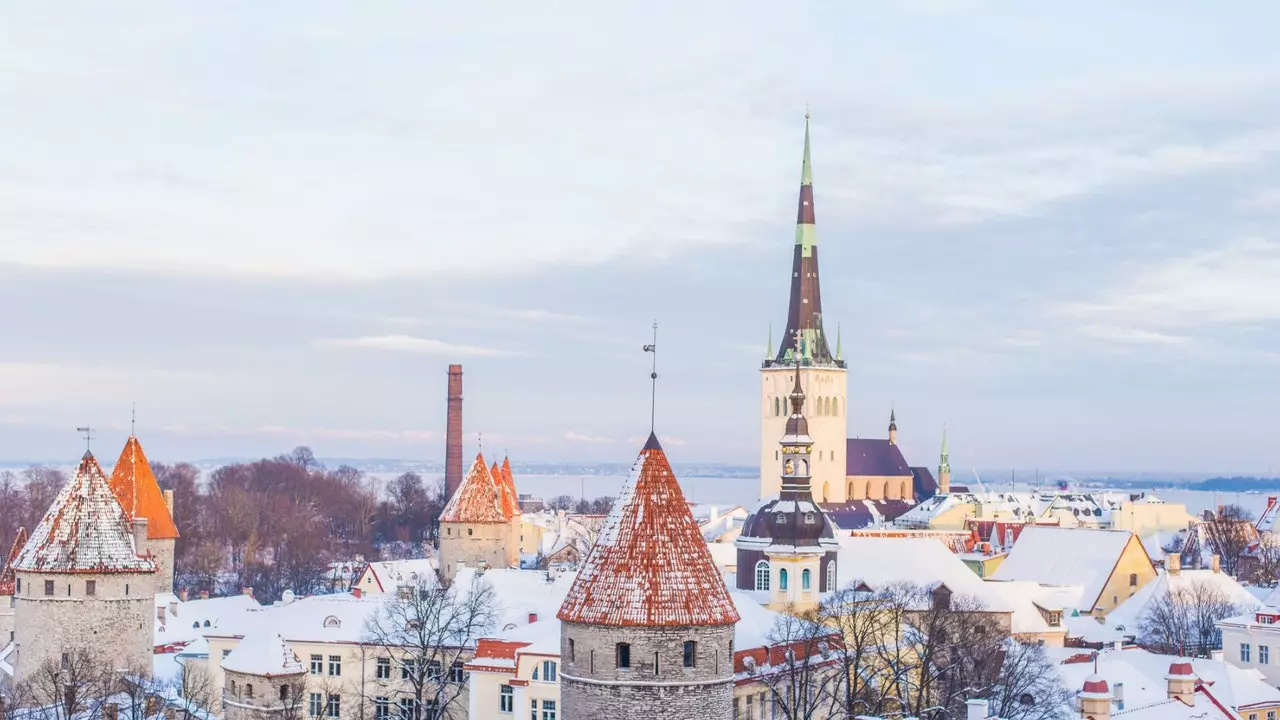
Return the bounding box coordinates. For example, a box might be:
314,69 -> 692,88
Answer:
557,434 -> 740,627
835,536 -> 1011,611
1105,569 -> 1259,630
992,527 -> 1144,610
221,630 -> 304,677
357,558 -> 439,593
0,528 -> 28,595
439,453 -> 507,524
13,452 -> 157,574
983,580 -> 1075,636
107,435 -> 179,540
154,593 -> 261,648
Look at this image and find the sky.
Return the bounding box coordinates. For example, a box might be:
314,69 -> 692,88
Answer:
3,1 -> 1280,473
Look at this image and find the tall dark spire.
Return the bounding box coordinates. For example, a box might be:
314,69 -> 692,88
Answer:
774,110 -> 838,367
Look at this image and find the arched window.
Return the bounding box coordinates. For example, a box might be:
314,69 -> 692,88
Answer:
1129,573 -> 1138,587
204,620 -> 211,627
847,482 -> 855,498
826,561 -> 837,592
755,561 -> 771,591
800,459 -> 808,475
883,481 -> 892,499
864,480 -> 873,498
280,685 -> 290,701
821,482 -> 829,503
779,568 -> 789,591
230,681 -> 237,696
832,398 -> 839,416
802,569 -> 811,591
245,684 -> 254,699
774,397 -> 780,416
323,615 -> 342,628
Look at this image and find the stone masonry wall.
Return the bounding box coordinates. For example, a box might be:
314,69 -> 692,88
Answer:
13,570 -> 155,683
560,621 -> 734,720
439,522 -> 508,581
143,538 -> 175,595
222,668 -> 306,720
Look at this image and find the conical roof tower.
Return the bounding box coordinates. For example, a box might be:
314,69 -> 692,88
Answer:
108,435 -> 179,539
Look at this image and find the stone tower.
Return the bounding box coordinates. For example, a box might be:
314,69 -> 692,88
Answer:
108,434 -> 180,593
761,112 -> 848,504
558,433 -> 740,720
0,527 -> 28,645
220,630 -> 307,720
737,361 -> 840,611
12,452 -> 157,682
938,426 -> 952,495
438,453 -> 519,580
445,364 -> 464,502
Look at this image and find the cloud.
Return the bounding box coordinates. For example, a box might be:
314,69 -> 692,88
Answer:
160,424 -> 437,442
564,431 -> 614,444
320,335 -> 518,357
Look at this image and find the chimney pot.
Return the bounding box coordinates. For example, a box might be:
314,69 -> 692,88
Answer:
163,489 -> 175,516
199,590 -> 209,600
352,588 -> 362,599
177,588 -> 188,602
528,612 -> 538,624
242,587 -> 253,598
1168,553 -> 1181,576
1211,555 -> 1221,574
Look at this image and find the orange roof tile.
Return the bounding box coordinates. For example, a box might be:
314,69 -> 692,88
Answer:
0,527 -> 28,595
14,452 -> 157,574
557,434 -> 740,627
108,435 -> 179,539
440,454 -> 507,524
495,457 -> 521,519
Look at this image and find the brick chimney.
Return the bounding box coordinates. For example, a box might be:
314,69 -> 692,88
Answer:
1168,553 -> 1181,576
134,517 -> 149,554
1166,660 -> 1196,704
178,588 -> 188,602
445,364 -> 464,501
1211,555 -> 1220,574
242,587 -> 254,598
1078,674 -> 1111,719
163,489 -> 175,517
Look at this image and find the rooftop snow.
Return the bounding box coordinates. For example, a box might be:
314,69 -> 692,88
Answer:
440,454 -> 507,524
992,527 -> 1144,610
221,630 -> 305,677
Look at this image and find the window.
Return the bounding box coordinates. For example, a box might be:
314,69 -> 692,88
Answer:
374,698 -> 389,720
44,580 -> 53,596
309,693 -> 323,718
403,658 -> 417,679
310,654 -> 323,675
755,561 -> 771,591
826,561 -> 836,592
427,660 -> 442,681
245,684 -> 255,699
616,642 -> 631,669
779,568 -> 789,591
125,583 -> 129,595
804,512 -> 815,524
1242,643 -> 1253,663
775,512 -> 785,524
1262,645 -> 1271,665
499,686 -> 513,713
568,638 -> 575,662
323,615 -> 341,628
222,649 -> 232,659
540,660 -> 557,682
802,569 -> 811,591
530,700 -> 537,720
541,700 -> 556,720
1268,711 -> 1275,720
450,660 -> 466,683
397,698 -> 417,720
376,657 -> 391,679
326,694 -> 340,718
85,580 -> 96,596
328,655 -> 342,676
1129,573 -> 1138,587
280,686 -> 291,702
468,528 -> 473,536
683,641 -> 696,668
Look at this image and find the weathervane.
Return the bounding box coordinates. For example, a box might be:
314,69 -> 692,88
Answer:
76,425 -> 94,453
643,321 -> 658,432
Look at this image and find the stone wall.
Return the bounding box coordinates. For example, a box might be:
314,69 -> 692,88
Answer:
0,594 -> 13,646
221,668 -> 307,720
143,537 -> 176,595
439,521 -> 509,581
560,621 -> 734,720
13,569 -> 155,682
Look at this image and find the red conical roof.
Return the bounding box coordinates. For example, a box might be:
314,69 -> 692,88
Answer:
108,435 -> 180,539
498,457 -> 521,518
14,453 -> 157,574
439,454 -> 507,524
557,434 -> 739,627
0,527 -> 29,595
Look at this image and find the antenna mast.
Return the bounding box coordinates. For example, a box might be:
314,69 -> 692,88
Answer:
643,321 -> 658,432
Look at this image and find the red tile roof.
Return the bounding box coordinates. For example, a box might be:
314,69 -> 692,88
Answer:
439,454 -> 507,524
13,452 -> 158,574
497,457 -> 520,519
0,527 -> 29,595
557,434 -> 739,627
108,435 -> 180,540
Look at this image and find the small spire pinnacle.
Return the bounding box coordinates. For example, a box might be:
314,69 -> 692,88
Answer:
835,324 -> 842,361
76,425 -> 94,454
478,432 -> 483,455
643,321 -> 658,433
766,323 -> 773,360
801,109 -> 813,187
130,403 -> 136,437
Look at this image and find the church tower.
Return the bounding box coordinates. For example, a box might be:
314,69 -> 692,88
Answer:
938,427 -> 951,495
737,360 -> 840,611
760,112 -> 849,504
559,433 -> 739,719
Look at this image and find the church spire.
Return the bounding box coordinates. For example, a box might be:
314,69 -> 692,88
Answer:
938,425 -> 952,494
774,110 -> 837,367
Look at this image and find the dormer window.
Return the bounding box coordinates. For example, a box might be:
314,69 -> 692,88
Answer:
776,513 -> 785,525
1260,614 -> 1277,625
323,615 -> 342,628
804,512 -> 815,524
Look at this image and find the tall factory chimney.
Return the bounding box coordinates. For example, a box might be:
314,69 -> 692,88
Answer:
445,364 -> 464,501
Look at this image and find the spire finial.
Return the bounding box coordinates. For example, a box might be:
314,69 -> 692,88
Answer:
766,322 -> 773,360
76,425 -> 94,454
130,403 -> 136,437
801,108 -> 813,187
643,321 -> 658,433
478,432 -> 483,455
835,323 -> 843,361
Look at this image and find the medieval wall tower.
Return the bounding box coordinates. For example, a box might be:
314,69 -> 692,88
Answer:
438,453 -> 521,581
760,113 -> 849,504
108,434 -> 180,593
219,631 -> 307,720
11,452 -> 157,682
558,433 -> 740,719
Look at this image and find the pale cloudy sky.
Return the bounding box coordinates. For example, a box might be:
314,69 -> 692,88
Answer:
3,1 -> 1280,473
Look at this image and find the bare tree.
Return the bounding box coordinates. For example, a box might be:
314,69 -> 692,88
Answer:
10,648 -> 113,720
815,583 -> 900,717
548,495 -> 576,512
1202,505 -> 1256,576
362,576 -> 499,720
984,642 -> 1074,720
113,662 -> 169,720
1138,580 -> 1241,657
172,662 -> 218,720
742,610 -> 843,720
